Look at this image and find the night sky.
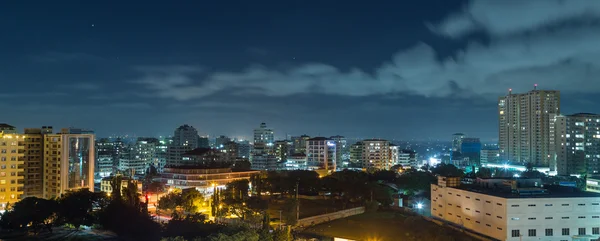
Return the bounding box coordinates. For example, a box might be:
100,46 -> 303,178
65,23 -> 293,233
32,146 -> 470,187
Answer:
1,1 -> 599,141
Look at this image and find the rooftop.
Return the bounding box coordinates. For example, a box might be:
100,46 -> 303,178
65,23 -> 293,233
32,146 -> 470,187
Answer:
451,183 -> 600,199
0,123 -> 16,129
308,137 -> 330,141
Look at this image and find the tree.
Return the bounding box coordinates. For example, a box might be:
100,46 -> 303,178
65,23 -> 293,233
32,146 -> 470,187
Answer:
122,180 -> 141,208
476,167 -> 493,178
58,189 -> 105,229
0,197 -> 58,233
159,192 -> 184,211
397,169 -> 436,195
431,163 -> 464,177
521,162 -> 545,178
182,188 -> 204,213
98,200 -> 162,241
110,175 -> 123,201
370,170 -> 397,182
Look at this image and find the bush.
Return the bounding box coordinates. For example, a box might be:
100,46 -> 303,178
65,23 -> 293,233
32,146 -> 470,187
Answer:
365,201 -> 379,212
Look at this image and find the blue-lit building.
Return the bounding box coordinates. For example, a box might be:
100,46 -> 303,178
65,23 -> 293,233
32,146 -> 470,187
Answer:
461,138 -> 482,166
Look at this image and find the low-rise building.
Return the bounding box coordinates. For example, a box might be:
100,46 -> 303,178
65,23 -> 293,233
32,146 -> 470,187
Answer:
155,167 -> 259,192
432,176 -> 600,241
100,176 -> 142,196
587,177 -> 600,193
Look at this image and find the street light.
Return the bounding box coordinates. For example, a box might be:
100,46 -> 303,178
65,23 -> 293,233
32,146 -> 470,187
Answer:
416,203 -> 423,209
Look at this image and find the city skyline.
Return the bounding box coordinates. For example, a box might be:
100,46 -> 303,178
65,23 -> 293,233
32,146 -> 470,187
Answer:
2,1 -> 600,140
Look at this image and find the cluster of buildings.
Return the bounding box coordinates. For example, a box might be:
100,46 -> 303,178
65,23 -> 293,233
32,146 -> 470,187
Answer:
431,86 -> 600,241
0,124 -> 95,210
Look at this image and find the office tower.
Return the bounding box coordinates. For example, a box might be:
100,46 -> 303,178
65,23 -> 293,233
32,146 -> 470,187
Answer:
167,125 -> 200,167
498,88 -> 560,166
291,135 -> 310,154
554,113 -> 600,176
480,147 -> 500,165
253,123 -> 274,145
452,133 -> 465,152
350,141 -> 364,165
361,139 -> 392,170
330,135 -> 348,167
43,128 -> 95,199
306,137 -> 337,171
461,138 -> 482,167
215,135 -> 231,148
0,124 -> 24,210
155,137 -> 169,172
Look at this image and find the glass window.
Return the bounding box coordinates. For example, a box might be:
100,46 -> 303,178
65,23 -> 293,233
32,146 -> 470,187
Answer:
545,229 -> 553,236
562,228 -> 569,236
528,229 -> 536,237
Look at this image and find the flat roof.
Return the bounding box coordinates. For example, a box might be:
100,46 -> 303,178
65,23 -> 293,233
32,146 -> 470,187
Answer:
446,184 -> 600,199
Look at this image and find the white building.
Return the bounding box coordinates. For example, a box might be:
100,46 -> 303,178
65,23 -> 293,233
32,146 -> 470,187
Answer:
306,137 -> 336,172
481,148 -> 500,165
285,153 -> 307,170
432,176 -> 600,241
587,178 -> 600,194
361,139 -> 391,170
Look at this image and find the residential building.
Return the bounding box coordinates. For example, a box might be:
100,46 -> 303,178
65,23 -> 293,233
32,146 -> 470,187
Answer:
253,123 -> 274,145
198,136 -> 209,148
432,176 -> 600,241
306,137 -> 336,171
481,148 -> 500,165
350,141 -> 363,165
291,135 -> 310,154
250,154 -> 279,170
554,113 -> 600,176
362,139 -> 392,170
156,167 -> 259,192
167,125 -> 200,167
499,88 -> 560,166
461,138 -> 482,167
274,140 -> 292,162
0,124 -> 24,210
22,127 -> 50,198
95,138 -> 121,178
100,176 -> 142,196
330,135 -> 348,168
222,141 -> 239,162
390,144 -> 400,166
43,128 -> 95,199
397,149 -> 417,168
236,140 -> 251,159
285,153 -> 307,170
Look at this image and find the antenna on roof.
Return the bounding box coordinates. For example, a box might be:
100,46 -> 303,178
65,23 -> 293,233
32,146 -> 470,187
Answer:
534,83 -> 538,90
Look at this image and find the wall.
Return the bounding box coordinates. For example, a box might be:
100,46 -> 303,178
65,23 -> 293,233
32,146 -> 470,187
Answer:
296,207 -> 365,227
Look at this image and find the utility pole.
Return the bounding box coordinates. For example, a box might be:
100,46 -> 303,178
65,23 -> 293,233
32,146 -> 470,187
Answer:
296,181 -> 299,222
279,210 -> 283,229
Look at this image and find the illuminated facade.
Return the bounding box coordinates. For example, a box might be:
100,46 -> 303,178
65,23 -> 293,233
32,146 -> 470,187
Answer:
498,88 -> 560,166
361,139 -> 392,170
554,113 -> 600,176
43,128 -> 95,199
156,167 -> 259,192
306,137 -> 337,171
0,124 -> 25,210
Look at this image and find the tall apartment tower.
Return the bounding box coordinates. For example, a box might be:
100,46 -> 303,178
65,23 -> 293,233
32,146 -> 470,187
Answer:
22,126 -> 53,198
554,113 -> 600,176
306,137 -> 337,172
361,139 -> 392,170
498,87 -> 560,166
0,124 -> 25,210
167,125 -> 200,167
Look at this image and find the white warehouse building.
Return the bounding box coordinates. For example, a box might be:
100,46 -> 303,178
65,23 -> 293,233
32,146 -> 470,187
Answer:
431,176 -> 600,241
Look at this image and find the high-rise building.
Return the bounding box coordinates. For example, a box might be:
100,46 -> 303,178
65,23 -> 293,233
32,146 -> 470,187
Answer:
330,136 -> 348,168
554,113 -> 600,176
167,125 -> 200,167
95,137 -> 122,178
198,136 -> 209,148
350,141 -> 364,165
22,127 -> 52,198
361,139 -> 392,170
452,133 -> 465,152
291,135 -> 310,154
43,128 -> 95,199
0,124 -> 24,210
306,137 -> 337,172
172,124 -> 200,148
397,149 -> 417,168
461,138 -> 482,167
222,141 -> 239,162
274,140 -> 292,162
480,147 -> 500,165
498,88 -> 560,166
253,123 -> 274,145
389,144 -> 399,166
